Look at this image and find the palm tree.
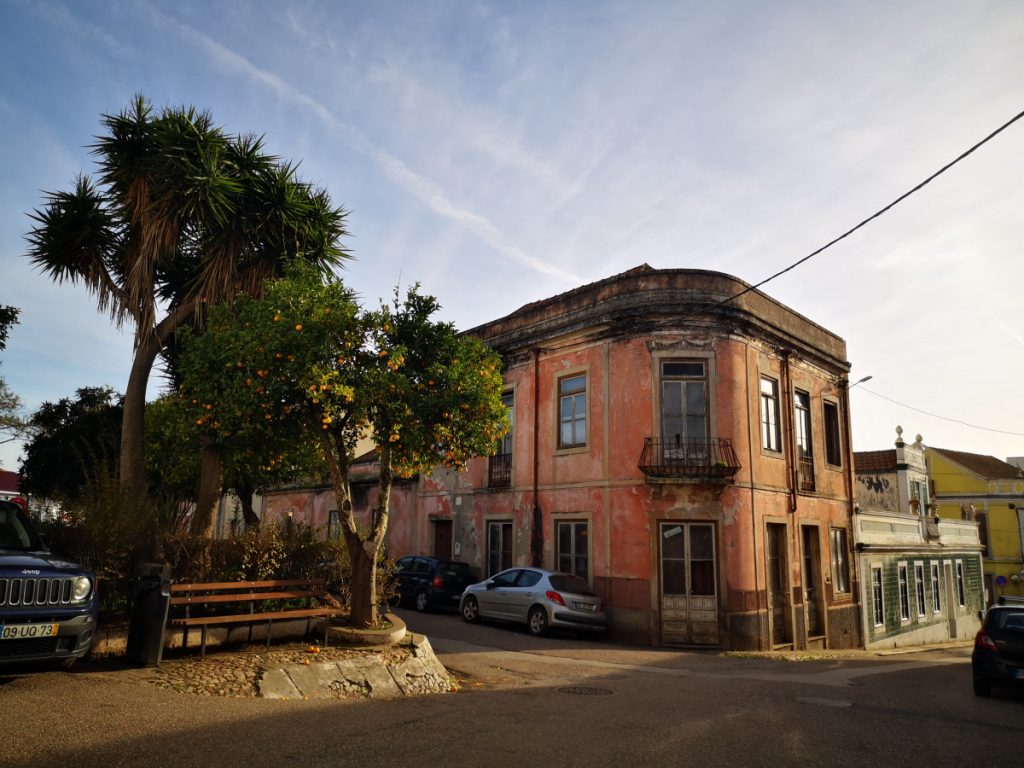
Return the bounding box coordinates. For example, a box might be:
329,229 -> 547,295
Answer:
26,96 -> 349,502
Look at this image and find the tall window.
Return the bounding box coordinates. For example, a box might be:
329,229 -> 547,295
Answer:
558,374 -> 587,449
823,401 -> 842,467
956,561 -> 966,607
794,390 -> 815,491
760,376 -> 781,452
487,521 -> 513,577
871,567 -> 884,627
915,563 -> 926,616
931,563 -> 942,613
556,521 -> 589,581
898,564 -> 910,621
661,361 -> 708,442
830,527 -> 850,594
489,391 -> 514,488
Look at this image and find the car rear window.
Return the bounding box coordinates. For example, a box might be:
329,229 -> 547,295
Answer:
549,574 -> 595,595
995,610 -> 1024,632
441,562 -> 472,579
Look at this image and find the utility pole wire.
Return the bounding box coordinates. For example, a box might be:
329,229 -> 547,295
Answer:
683,106 -> 1024,321
857,385 -> 1024,437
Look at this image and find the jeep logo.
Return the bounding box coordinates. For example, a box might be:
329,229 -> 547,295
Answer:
21,569 -> 40,575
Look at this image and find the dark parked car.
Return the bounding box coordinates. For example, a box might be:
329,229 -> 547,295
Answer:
0,499 -> 98,668
394,556 -> 474,612
460,567 -> 607,636
972,598 -> 1024,697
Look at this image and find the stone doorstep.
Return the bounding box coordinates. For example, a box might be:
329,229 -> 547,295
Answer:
259,634 -> 454,700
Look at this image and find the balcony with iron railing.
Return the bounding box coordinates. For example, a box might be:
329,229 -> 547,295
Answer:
638,436 -> 741,481
488,453 -> 512,488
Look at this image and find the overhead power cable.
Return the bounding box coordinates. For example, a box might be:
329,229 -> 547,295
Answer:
683,106 -> 1024,321
855,386 -> 1024,437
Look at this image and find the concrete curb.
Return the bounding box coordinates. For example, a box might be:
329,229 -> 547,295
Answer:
259,634 -> 454,700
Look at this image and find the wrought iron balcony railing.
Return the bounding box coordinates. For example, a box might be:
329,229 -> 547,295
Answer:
488,453 -> 512,488
638,437 -> 740,480
797,455 -> 815,492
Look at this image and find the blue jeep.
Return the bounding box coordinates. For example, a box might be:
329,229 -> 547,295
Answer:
0,499 -> 98,668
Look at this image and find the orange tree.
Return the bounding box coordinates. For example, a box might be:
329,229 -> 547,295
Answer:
177,263 -> 507,626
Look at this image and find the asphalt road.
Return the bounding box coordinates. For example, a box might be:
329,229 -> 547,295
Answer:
1,608 -> 1021,768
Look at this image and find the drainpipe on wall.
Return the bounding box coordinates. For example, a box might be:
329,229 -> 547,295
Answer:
839,375 -> 862,647
780,350 -> 797,513
531,347 -> 543,567
745,345 -> 764,650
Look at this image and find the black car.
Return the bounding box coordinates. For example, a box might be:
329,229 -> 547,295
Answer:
972,598 -> 1024,697
0,499 -> 99,668
394,556 -> 474,612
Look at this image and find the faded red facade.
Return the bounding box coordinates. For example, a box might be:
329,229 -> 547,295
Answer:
264,265 -> 862,649
387,265 -> 861,649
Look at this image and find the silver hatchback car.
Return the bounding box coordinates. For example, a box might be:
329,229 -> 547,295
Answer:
459,567 -> 606,636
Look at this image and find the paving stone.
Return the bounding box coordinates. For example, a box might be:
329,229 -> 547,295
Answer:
259,668 -> 302,699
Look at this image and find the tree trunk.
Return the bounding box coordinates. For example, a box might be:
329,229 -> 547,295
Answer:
320,429 -> 390,628
346,540 -> 378,628
119,300 -> 197,499
190,441 -> 223,537
238,482 -> 259,528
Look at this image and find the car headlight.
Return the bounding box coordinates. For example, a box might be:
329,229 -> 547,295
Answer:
72,576 -> 93,602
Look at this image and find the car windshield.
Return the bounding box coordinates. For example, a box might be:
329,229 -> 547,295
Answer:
0,502 -> 43,551
441,562 -> 472,578
549,574 -> 595,595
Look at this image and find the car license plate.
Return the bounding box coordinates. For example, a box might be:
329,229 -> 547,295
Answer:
0,623 -> 59,640
573,602 -> 596,612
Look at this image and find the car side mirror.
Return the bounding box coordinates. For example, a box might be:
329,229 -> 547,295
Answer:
485,580 -> 495,590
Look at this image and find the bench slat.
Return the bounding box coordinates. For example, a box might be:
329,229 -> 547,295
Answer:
170,578 -> 324,592
169,607 -> 339,627
170,590 -> 324,606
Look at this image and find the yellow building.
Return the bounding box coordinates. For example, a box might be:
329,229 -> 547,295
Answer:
928,448 -> 1024,605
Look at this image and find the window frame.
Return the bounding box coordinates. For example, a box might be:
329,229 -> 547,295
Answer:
486,519 -> 515,578
557,372 -> 588,450
794,389 -> 815,492
659,359 -> 709,443
760,375 -> 782,454
555,519 -> 590,582
823,399 -> 843,468
915,562 -> 926,617
931,563 -> 942,614
871,566 -> 884,627
898,562 -> 910,622
956,560 -> 966,607
830,527 -> 850,594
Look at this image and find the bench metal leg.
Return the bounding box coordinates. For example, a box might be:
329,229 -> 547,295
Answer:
201,626 -> 207,660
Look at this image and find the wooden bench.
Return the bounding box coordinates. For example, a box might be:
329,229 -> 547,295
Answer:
166,578 -> 340,659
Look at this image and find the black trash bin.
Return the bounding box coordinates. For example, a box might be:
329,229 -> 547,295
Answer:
125,563 -> 171,667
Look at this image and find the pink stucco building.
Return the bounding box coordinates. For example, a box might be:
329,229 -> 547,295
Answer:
267,265 -> 863,649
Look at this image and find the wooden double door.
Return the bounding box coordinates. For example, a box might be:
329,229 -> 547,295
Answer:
659,522 -> 718,645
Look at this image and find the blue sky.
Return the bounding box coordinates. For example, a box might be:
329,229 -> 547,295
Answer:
2,0 -> 1024,470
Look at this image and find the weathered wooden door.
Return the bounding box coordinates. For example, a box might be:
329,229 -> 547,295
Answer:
433,519 -> 452,561
659,522 -> 718,645
801,526 -> 824,638
767,523 -> 792,646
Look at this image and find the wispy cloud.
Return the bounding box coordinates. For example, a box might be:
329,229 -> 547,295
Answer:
26,0 -> 131,58
138,2 -> 581,285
